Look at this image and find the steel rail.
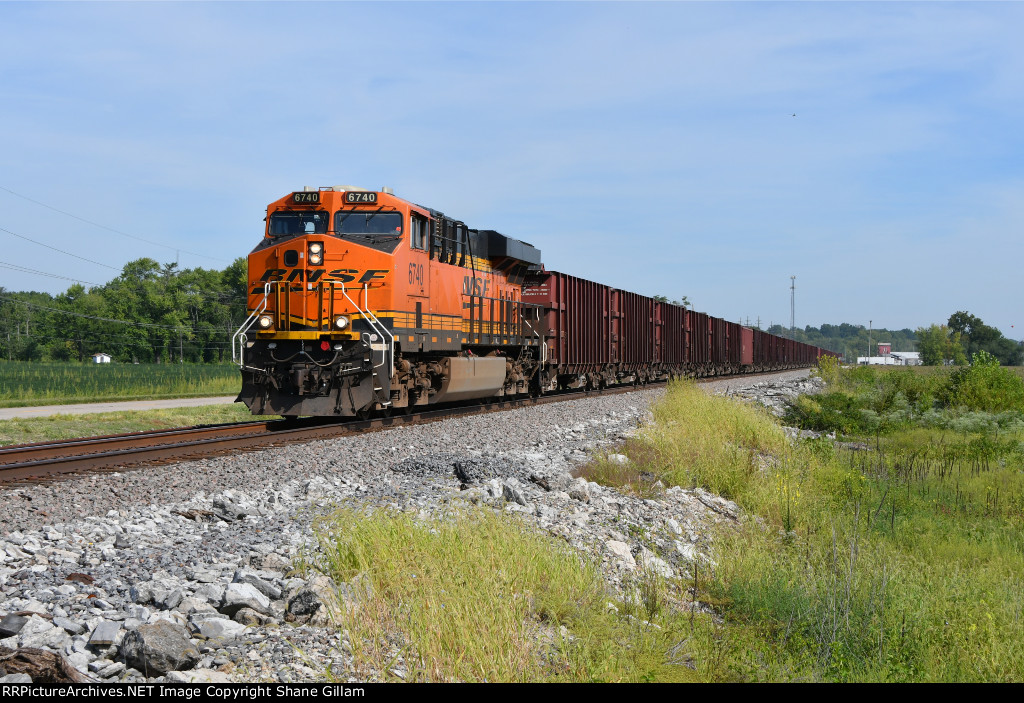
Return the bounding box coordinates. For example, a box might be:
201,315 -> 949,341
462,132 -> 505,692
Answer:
0,368 -> 807,485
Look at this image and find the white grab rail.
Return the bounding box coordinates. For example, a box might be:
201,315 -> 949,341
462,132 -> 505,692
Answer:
337,285 -> 394,376
361,283 -> 395,376
232,282 -> 271,368
232,281 -> 393,407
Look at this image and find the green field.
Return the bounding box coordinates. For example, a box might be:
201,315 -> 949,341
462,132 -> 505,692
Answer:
572,359 -> 1024,681
0,361 -> 240,408
0,403 -> 255,447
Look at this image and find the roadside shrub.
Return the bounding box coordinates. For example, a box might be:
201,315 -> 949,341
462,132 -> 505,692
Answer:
785,393 -> 863,435
813,355 -> 842,387
944,351 -> 1024,413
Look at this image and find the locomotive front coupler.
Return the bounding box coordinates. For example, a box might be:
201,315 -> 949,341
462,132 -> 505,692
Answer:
246,338 -> 372,393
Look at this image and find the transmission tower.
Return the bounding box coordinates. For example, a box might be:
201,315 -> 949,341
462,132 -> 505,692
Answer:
790,276 -> 796,336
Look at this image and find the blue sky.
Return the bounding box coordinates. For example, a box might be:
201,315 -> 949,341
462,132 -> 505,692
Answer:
1,1 -> 1021,338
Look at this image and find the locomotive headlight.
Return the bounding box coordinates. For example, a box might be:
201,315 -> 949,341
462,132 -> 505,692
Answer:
308,242 -> 323,265
257,315 -> 274,330
333,315 -> 349,330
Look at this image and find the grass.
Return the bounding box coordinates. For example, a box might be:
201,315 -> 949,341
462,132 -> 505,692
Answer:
786,357 -> 1024,438
309,506 -> 703,683
699,431 -> 1024,681
0,360 -> 240,408
577,370 -> 1024,681
578,379 -> 788,501
0,403 -> 254,446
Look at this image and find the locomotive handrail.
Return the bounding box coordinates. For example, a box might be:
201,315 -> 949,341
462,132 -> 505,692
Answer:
361,283 -> 395,376
232,282 -> 271,369
338,283 -> 394,393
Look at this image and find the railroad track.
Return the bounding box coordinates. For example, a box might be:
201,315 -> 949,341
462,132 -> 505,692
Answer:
0,369 -> 806,485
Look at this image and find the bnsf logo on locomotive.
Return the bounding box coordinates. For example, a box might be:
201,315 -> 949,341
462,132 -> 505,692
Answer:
254,268 -> 389,290
463,275 -> 489,297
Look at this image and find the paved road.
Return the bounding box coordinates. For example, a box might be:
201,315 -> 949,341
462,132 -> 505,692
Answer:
0,396 -> 239,420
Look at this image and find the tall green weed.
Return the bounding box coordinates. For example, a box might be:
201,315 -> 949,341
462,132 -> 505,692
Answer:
313,507 -> 701,683
787,361 -> 1024,437
595,378 -> 1024,681
945,351 -> 1024,412
579,379 -> 787,499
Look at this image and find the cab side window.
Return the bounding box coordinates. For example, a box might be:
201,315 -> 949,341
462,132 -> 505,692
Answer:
432,221 -> 443,260
456,225 -> 468,267
453,223 -> 464,265
410,214 -> 428,250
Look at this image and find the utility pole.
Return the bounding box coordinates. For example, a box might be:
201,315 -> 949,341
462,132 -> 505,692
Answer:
790,276 -> 796,338
869,320 -> 872,360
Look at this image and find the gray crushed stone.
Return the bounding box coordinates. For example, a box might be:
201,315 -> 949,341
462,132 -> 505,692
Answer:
0,369 -> 818,683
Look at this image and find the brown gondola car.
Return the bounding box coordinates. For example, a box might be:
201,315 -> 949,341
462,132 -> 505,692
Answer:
687,310 -> 711,375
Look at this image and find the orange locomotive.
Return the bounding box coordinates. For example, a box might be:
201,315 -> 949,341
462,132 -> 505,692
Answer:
233,186 -> 545,417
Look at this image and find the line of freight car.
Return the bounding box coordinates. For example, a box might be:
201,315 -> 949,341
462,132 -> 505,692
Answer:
521,269 -> 834,388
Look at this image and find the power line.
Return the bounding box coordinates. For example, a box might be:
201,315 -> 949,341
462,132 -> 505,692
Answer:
0,261 -> 103,286
0,225 -> 120,270
0,221 -> 249,302
0,185 -> 227,263
2,326 -> 237,348
790,275 -> 796,335
1,294 -> 245,334
0,259 -> 248,303
0,294 -> 196,331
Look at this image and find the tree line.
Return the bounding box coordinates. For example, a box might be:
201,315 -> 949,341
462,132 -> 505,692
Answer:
766,313 -> 1021,366
0,258 -> 248,363
4,268 -> 1020,367
764,322 -> 918,362
916,311 -> 1022,366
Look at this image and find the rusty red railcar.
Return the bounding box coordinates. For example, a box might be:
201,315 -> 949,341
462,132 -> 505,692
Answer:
615,289 -> 657,371
522,270 -> 612,375
687,310 -> 711,373
658,302 -> 687,367
751,328 -> 775,370
740,326 -> 754,366
724,321 -> 742,368
523,268 -> 834,387
711,317 -> 729,369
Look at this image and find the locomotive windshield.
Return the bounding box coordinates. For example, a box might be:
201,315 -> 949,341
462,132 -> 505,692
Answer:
334,209 -> 403,253
269,211 -> 330,237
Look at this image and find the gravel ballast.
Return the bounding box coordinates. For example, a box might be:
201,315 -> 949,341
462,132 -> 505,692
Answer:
0,369 -> 818,683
